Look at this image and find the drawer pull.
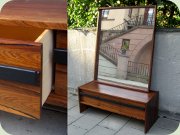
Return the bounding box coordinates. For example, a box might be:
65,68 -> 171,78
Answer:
54,49 -> 67,65
0,65 -> 40,85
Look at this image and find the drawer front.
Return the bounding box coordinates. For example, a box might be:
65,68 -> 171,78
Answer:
80,95 -> 145,120
0,40 -> 42,119
0,43 -> 41,71
0,80 -> 41,119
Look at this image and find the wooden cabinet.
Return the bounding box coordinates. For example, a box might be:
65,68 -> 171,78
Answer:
0,0 -> 67,119
78,6 -> 158,133
79,80 -> 158,133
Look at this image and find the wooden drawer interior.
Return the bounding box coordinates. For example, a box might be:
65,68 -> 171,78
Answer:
56,30 -> 67,49
0,25 -> 54,118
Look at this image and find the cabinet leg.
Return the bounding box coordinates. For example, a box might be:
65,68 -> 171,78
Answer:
79,103 -> 89,113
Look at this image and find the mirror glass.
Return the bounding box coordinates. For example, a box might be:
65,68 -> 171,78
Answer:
97,6 -> 156,91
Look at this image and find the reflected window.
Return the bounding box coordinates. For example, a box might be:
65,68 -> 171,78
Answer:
121,39 -> 130,54
128,9 -> 132,18
102,10 -> 109,19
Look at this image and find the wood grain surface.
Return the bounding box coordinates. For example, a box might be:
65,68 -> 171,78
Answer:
55,64 -> 67,97
79,81 -> 155,104
0,0 -> 67,30
0,80 -> 41,119
56,30 -> 67,49
79,80 -> 159,133
0,41 -> 41,71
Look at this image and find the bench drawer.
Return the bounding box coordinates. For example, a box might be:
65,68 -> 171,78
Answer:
0,25 -> 54,119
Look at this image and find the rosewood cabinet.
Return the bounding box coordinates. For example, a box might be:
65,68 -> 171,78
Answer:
78,6 -> 159,133
0,0 -> 67,119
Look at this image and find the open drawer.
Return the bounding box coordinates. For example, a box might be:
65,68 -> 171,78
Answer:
0,25 -> 54,119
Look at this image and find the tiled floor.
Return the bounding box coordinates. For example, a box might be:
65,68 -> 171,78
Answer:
68,92 -> 180,135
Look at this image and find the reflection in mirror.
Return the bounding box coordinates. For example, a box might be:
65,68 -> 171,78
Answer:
97,7 -> 155,91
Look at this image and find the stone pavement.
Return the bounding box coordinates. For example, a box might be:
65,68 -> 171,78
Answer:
0,108 -> 67,135
68,92 -> 179,135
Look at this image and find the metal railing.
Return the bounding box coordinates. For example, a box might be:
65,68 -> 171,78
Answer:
102,15 -> 154,43
99,44 -> 120,65
127,61 -> 149,82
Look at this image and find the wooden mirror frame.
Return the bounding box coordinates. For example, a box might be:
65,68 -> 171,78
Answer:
94,5 -> 157,92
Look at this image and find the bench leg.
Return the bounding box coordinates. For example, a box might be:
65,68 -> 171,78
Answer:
145,92 -> 159,133
79,103 -> 89,113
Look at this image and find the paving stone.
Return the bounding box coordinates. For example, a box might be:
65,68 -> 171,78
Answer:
70,94 -> 79,101
68,98 -> 78,109
0,109 -> 67,135
115,126 -> 145,135
68,115 -> 77,125
68,106 -> 85,120
125,119 -> 144,131
147,126 -> 173,135
153,117 -> 179,131
98,114 -> 129,131
68,125 -> 87,135
84,108 -> 110,120
72,114 -> 106,130
85,125 -> 116,135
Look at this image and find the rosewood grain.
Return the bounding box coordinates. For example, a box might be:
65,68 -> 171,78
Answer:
0,42 -> 41,71
46,29 -> 67,108
0,80 -> 41,119
56,30 -> 67,49
0,0 -> 67,118
46,64 -> 67,108
78,80 -> 158,133
0,0 -> 67,30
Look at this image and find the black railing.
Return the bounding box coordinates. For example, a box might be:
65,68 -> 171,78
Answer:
99,44 -> 120,65
102,15 -> 154,43
127,61 -> 149,82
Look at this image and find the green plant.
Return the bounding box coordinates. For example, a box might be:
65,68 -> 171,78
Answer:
68,0 -> 180,28
157,0 -> 180,28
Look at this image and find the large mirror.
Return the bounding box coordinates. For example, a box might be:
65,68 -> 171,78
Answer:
96,6 -> 156,91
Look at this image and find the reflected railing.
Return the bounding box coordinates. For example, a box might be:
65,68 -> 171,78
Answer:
127,61 -> 149,83
102,15 -> 154,43
99,44 -> 120,65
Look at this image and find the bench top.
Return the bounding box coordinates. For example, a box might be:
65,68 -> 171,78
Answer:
79,80 -> 157,104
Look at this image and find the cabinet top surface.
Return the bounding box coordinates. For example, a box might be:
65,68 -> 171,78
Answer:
79,81 -> 156,104
0,0 -> 67,30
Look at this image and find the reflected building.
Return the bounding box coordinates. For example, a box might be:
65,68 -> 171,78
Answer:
98,8 -> 155,84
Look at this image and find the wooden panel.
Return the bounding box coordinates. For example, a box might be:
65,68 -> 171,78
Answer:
0,104 -> 35,119
79,81 -> 155,104
56,30 -> 67,49
55,64 -> 67,97
46,64 -> 67,108
78,80 -> 159,133
79,90 -> 145,108
80,96 -> 145,120
0,42 -> 41,71
0,0 -> 67,30
46,93 -> 67,108
0,25 -> 44,41
0,80 -> 41,119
